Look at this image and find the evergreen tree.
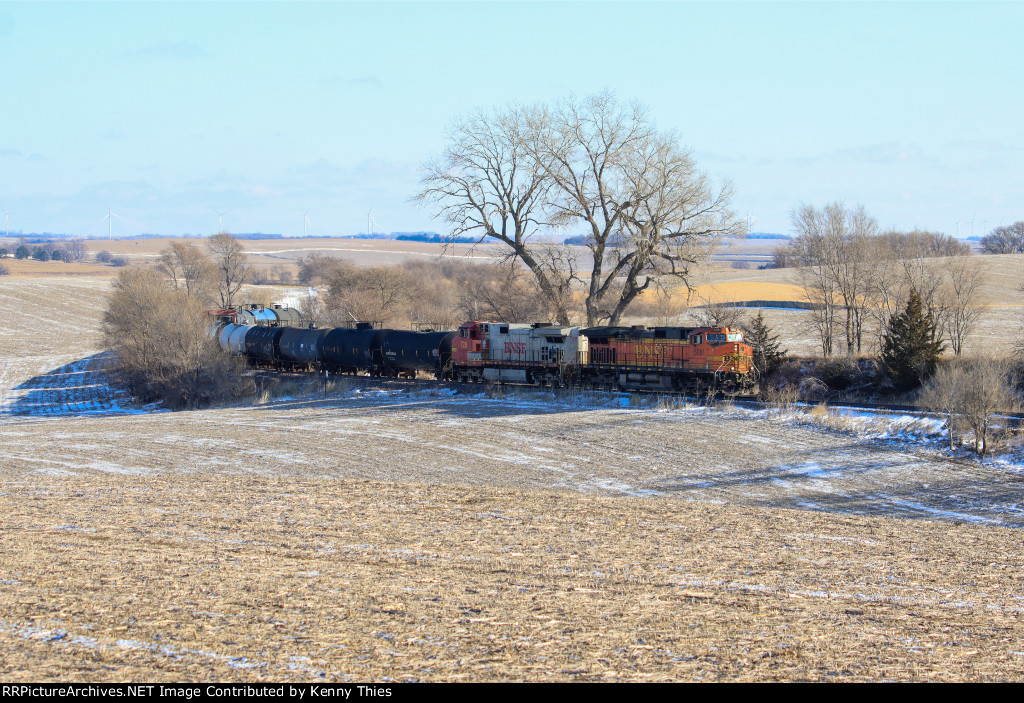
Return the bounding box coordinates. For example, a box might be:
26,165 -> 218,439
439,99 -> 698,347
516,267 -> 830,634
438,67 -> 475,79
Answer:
880,290 -> 944,392
742,310 -> 787,378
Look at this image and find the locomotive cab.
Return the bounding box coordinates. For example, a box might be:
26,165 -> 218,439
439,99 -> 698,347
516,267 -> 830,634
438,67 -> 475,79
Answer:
690,327 -> 755,378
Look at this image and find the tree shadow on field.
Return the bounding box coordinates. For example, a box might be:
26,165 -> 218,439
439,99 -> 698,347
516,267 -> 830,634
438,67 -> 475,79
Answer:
257,383 -> 635,419
655,442 -> 1024,528
2,352 -> 133,417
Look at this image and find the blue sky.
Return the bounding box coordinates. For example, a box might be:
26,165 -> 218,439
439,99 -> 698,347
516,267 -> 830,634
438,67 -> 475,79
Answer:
0,1 -> 1021,238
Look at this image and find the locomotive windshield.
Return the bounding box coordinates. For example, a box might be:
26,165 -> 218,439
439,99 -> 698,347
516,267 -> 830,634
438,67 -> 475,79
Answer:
706,333 -> 743,345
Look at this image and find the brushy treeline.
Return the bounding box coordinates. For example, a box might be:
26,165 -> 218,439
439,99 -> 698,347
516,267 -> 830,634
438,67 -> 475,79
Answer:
103,243 -> 254,409
297,255 -> 560,329
771,205 -> 986,358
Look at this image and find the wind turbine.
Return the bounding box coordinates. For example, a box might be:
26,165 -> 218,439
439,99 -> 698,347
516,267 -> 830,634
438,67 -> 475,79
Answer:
100,207 -> 133,238
101,207 -> 115,239
367,210 -> 378,237
744,212 -> 757,237
302,209 -> 311,237
216,210 -> 226,233
2,209 -> 8,239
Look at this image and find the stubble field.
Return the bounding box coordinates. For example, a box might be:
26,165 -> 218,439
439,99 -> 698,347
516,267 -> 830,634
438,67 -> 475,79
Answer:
1,269 -> 1023,682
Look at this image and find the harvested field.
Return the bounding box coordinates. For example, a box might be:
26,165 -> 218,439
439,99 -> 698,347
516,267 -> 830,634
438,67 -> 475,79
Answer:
3,475 -> 1024,682
2,275 -> 1024,681
0,259 -> 114,277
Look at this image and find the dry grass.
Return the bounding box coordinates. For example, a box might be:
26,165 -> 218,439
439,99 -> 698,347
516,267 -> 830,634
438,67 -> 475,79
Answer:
2,475 -> 1024,682
686,282 -> 809,305
1,259 -> 115,276
3,273 -> 1024,682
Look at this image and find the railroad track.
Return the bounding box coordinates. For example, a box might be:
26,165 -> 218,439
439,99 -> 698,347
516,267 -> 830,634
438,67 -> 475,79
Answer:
252,368 -> 1024,427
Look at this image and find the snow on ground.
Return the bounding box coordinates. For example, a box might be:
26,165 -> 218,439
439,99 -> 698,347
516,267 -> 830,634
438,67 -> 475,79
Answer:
2,276 -> 1023,529
3,376 -> 1023,528
0,353 -> 139,418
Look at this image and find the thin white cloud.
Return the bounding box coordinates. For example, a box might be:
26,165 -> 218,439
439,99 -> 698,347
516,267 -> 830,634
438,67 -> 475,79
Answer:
834,142 -> 938,167
787,142 -> 940,169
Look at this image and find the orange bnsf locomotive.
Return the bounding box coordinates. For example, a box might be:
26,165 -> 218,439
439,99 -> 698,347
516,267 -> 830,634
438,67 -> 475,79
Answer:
451,321 -> 757,395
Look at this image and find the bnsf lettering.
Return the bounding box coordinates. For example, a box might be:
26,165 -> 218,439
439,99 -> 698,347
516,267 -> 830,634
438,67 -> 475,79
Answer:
504,342 -> 527,354
633,343 -> 665,363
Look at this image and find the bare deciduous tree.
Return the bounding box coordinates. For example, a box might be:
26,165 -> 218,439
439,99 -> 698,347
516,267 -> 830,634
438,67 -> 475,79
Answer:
416,104 -> 570,322
882,229 -> 970,258
322,263 -> 416,327
693,293 -> 745,329
103,267 -> 252,408
980,221 -> 1024,254
937,254 -> 986,356
62,239 -> 89,263
533,92 -> 736,326
457,265 -> 552,323
917,360 -> 969,451
919,358 -> 1018,455
789,202 -> 876,355
297,253 -> 344,286
629,283 -> 689,326
960,358 -> 1019,455
401,261 -> 463,329
297,289 -> 326,328
417,92 -> 737,327
790,208 -> 839,356
207,232 -> 253,308
157,241 -> 216,303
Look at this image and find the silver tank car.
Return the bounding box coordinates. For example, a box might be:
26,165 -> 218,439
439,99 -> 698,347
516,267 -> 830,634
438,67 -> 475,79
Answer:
225,323 -> 253,355
236,304 -> 277,326
270,304 -> 302,327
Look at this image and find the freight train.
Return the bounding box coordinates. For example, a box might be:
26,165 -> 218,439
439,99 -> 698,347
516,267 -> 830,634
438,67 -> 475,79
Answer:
212,305 -> 759,396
